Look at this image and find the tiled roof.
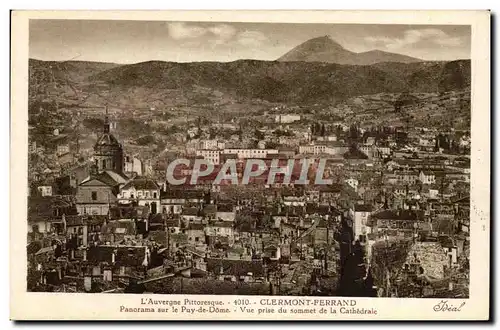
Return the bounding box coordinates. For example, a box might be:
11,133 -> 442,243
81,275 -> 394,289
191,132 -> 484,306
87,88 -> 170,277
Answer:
165,217 -> 180,227
183,207 -> 200,216
206,258 -> 264,277
210,221 -> 233,228
104,170 -> 129,184
87,245 -> 147,267
149,213 -> 164,224
203,205 -> 217,216
86,215 -> 108,225
65,215 -> 86,226
148,230 -> 168,246
80,171 -> 122,187
160,189 -> 205,200
355,204 -> 373,212
28,196 -> 76,222
188,223 -> 204,231
101,220 -> 136,235
284,205 -> 305,216
371,209 -> 424,221
122,176 -> 159,190
216,203 -> 234,212
170,233 -> 188,243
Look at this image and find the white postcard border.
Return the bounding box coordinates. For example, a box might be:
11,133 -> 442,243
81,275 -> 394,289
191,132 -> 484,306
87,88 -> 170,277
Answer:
10,10 -> 491,321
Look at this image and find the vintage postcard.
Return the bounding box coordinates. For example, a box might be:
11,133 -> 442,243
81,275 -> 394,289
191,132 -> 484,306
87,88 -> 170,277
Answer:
10,10 -> 490,320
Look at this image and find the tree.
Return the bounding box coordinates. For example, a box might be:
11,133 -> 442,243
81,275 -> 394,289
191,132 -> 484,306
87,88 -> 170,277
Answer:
135,135 -> 155,146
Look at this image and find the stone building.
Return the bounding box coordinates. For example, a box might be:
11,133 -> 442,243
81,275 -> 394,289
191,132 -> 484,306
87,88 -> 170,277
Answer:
93,107 -> 124,173
76,107 -> 128,215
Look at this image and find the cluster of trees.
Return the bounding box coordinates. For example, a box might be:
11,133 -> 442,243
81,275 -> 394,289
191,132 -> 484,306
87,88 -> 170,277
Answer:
135,135 -> 155,146
310,122 -> 327,136
82,117 -> 105,131
435,133 -> 469,154
273,129 -> 294,137
119,118 -> 153,137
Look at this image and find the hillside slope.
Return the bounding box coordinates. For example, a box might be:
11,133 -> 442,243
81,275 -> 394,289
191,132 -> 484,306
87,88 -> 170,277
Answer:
90,59 -> 470,104
28,58 -> 470,106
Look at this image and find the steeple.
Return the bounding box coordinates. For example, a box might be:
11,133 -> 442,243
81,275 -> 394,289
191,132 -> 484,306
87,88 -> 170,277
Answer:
104,106 -> 110,133
94,105 -> 124,174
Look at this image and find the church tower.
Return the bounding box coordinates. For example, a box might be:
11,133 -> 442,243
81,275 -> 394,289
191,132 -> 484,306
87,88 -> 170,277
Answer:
94,106 -> 124,173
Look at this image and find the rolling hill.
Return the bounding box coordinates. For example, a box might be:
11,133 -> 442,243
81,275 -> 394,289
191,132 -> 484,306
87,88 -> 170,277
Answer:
29,58 -> 471,106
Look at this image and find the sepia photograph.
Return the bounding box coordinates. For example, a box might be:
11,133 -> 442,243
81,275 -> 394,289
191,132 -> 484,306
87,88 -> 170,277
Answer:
10,10 -> 490,320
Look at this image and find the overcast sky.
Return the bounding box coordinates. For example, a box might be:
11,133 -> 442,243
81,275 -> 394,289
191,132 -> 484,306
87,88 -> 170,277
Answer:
29,20 -> 471,64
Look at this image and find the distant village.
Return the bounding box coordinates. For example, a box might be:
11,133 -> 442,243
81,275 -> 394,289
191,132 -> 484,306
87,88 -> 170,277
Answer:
27,90 -> 470,297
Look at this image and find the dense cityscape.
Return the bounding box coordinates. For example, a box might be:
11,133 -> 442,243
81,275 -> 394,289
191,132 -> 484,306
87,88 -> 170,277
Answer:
27,33 -> 471,298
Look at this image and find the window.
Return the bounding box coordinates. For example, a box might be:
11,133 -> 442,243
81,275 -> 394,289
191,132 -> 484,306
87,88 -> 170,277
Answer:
91,191 -> 97,201
195,237 -> 199,242
102,159 -> 106,169
153,192 -> 157,199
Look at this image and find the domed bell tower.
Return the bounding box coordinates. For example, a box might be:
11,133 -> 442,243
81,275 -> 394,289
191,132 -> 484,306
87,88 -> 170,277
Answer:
94,106 -> 124,173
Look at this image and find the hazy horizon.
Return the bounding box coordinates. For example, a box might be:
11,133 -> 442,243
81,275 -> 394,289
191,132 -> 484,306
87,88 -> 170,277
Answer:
29,20 -> 471,64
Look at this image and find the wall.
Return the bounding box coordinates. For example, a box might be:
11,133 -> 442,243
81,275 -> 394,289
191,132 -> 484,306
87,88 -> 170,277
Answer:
28,220 -> 52,234
37,186 -> 53,197
353,211 -> 370,241
76,204 -> 111,216
405,242 -> 448,279
76,185 -> 115,204
216,211 -> 235,222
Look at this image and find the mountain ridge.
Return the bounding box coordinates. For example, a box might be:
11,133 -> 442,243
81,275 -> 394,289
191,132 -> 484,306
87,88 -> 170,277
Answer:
277,35 -> 422,65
